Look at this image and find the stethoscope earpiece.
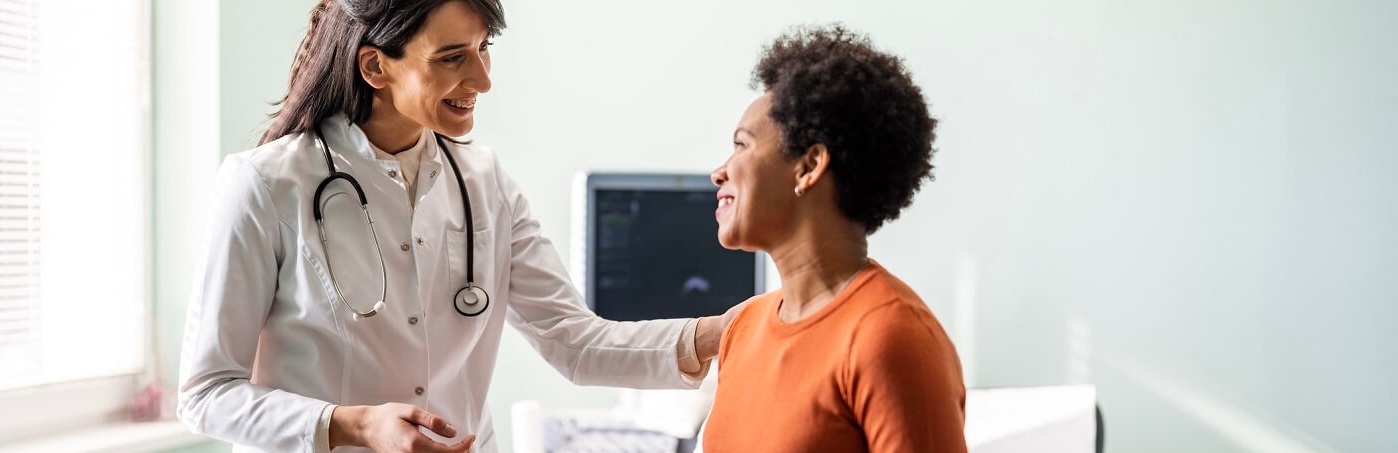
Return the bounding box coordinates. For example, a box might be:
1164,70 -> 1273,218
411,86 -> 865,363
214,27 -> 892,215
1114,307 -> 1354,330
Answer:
454,285 -> 490,317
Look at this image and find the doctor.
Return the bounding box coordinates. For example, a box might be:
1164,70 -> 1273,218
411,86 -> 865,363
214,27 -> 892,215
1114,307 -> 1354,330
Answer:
176,1 -> 729,452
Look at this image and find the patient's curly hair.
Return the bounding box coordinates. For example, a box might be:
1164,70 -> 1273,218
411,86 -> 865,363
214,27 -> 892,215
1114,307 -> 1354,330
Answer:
753,23 -> 936,234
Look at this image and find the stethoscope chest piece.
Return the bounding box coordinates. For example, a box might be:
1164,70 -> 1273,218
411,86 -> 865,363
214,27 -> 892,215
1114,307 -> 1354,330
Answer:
454,285 -> 490,317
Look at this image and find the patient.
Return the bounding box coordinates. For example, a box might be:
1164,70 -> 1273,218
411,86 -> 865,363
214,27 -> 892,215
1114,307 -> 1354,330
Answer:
702,24 -> 967,452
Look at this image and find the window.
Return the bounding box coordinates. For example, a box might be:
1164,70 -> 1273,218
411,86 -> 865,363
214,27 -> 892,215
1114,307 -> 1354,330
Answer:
0,0 -> 150,442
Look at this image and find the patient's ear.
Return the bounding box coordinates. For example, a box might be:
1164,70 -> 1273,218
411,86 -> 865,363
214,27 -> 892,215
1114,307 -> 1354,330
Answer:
793,144 -> 831,194
357,45 -> 390,89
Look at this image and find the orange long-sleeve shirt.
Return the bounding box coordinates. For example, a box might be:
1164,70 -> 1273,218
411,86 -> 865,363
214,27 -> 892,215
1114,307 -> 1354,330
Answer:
703,260 -> 967,452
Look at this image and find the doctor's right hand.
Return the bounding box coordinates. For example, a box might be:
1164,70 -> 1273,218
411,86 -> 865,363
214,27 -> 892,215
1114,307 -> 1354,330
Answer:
330,403 -> 477,452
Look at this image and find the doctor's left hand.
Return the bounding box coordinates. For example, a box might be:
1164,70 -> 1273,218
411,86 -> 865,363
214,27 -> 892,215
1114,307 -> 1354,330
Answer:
329,403 -> 477,452
695,299 -> 753,361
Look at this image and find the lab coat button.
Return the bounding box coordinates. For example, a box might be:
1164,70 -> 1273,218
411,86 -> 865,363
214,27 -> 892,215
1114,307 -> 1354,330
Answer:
400,242 -> 410,251
408,316 -> 418,325
414,386 -> 424,395
388,170 -> 398,178
416,237 -> 425,245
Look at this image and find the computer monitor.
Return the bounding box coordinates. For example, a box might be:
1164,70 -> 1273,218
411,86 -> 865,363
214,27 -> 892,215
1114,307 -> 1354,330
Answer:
572,172 -> 767,321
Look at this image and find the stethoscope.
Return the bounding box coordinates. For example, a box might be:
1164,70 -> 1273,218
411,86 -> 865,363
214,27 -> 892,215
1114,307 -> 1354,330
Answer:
312,127 -> 490,320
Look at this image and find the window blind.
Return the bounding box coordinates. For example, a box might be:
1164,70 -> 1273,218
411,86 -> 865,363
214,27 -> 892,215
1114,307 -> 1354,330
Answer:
0,0 -> 43,387
0,0 -> 147,391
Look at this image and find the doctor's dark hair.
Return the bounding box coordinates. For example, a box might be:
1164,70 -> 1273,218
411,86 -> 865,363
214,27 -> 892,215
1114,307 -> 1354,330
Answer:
260,0 -> 505,145
753,24 -> 936,234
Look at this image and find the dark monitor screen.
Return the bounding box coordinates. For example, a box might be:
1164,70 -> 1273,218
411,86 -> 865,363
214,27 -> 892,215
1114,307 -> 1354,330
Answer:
582,174 -> 764,321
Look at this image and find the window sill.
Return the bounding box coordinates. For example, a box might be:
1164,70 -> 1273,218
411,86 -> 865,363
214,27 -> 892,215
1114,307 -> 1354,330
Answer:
0,420 -> 209,453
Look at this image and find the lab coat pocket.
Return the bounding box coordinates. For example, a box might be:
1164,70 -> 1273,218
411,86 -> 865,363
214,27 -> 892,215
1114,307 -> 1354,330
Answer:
305,188 -> 388,318
446,226 -> 497,316
299,239 -> 371,323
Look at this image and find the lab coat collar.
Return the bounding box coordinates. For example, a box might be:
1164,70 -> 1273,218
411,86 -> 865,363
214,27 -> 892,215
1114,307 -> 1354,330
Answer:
318,113 -> 392,163
318,113 -> 446,175
417,132 -> 445,205
318,113 -> 451,210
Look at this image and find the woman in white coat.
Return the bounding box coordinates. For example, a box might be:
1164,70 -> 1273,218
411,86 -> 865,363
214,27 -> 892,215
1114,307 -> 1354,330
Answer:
176,1 -> 730,452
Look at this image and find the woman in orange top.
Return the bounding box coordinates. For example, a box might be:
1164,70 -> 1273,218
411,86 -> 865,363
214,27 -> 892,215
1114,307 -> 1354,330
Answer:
703,24 -> 967,452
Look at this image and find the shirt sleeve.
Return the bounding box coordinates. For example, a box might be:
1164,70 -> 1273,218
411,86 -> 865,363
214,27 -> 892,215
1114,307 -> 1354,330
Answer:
494,162 -> 699,389
315,404 -> 336,453
845,302 -> 968,453
176,154 -> 330,452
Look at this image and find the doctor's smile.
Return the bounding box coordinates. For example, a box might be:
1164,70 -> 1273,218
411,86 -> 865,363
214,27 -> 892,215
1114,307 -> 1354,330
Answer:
443,97 -> 476,115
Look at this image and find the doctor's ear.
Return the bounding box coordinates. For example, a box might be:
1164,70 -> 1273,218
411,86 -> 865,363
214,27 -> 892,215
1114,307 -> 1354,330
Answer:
357,46 -> 391,89
793,143 -> 831,194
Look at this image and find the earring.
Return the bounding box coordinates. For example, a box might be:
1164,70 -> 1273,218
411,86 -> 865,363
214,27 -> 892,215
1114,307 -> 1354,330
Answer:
794,187 -> 804,197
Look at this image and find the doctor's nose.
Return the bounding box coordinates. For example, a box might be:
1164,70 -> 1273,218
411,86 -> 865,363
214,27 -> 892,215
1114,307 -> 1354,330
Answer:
464,72 -> 491,94
462,75 -> 491,95
461,54 -> 492,94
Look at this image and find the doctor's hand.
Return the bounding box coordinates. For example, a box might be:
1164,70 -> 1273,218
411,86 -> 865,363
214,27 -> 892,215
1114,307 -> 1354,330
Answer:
695,299 -> 752,361
330,403 -> 477,452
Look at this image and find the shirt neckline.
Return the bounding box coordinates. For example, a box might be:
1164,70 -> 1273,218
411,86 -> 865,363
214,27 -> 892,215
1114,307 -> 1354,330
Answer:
764,259 -> 882,336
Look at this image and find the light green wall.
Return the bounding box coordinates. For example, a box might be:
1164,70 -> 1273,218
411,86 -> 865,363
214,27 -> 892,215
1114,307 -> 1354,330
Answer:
218,0 -> 318,156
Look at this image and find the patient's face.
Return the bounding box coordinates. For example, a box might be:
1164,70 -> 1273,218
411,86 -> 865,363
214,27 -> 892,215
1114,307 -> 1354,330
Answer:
711,93 -> 799,252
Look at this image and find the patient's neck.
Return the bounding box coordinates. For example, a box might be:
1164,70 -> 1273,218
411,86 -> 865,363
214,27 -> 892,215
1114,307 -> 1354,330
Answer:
770,220 -> 868,323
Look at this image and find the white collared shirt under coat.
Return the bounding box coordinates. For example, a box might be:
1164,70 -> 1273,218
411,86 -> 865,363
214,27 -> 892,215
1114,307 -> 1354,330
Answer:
177,115 -> 695,453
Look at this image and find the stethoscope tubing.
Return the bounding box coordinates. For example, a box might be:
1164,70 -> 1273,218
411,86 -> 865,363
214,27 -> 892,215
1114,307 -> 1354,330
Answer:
438,138 -> 475,285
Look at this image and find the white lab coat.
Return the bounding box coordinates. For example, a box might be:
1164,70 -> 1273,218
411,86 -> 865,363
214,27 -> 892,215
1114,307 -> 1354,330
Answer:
177,114 -> 696,453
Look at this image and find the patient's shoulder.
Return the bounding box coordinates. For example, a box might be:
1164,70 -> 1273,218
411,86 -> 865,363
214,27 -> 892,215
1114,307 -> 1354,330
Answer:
727,291 -> 779,333
717,291 -> 780,361
846,296 -> 958,374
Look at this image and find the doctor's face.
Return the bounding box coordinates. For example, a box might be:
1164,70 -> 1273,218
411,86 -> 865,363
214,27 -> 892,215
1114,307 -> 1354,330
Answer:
711,93 -> 801,252
378,1 -> 493,137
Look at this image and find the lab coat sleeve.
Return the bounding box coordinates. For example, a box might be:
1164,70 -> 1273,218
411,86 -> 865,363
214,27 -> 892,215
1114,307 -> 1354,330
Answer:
176,155 -> 329,453
497,166 -> 700,389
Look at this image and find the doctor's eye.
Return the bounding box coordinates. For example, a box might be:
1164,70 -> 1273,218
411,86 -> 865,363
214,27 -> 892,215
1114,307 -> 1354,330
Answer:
478,40 -> 494,52
441,54 -> 464,64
